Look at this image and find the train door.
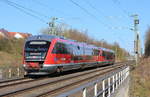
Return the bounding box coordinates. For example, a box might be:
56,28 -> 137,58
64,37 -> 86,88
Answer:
98,49 -> 103,65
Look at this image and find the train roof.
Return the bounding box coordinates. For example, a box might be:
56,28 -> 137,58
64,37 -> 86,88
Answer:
26,35 -> 115,53
26,34 -> 65,42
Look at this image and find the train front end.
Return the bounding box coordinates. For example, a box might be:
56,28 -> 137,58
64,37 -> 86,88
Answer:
23,35 -> 57,75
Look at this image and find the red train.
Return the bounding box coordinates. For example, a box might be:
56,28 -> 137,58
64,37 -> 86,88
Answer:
23,35 -> 115,75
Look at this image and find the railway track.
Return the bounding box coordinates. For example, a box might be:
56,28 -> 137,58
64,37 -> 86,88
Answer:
37,64 -> 127,97
0,77 -> 37,88
0,77 -> 26,84
0,63 -> 128,97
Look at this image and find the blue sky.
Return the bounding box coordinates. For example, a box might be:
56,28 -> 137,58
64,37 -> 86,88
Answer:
0,0 -> 149,54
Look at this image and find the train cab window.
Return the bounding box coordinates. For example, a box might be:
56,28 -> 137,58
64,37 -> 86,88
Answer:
25,41 -> 50,52
24,41 -> 50,60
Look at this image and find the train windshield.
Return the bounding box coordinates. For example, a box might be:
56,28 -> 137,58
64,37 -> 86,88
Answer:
24,41 -> 50,61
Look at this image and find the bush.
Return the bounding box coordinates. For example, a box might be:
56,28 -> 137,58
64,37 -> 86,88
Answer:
144,27 -> 150,57
0,38 -> 13,53
0,38 -> 25,66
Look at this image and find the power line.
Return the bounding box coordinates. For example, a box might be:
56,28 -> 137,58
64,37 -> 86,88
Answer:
82,0 -> 108,18
111,0 -> 131,17
68,0 -> 111,28
0,0 -> 47,23
83,0 -> 127,22
3,0 -> 49,19
30,0 -> 68,17
30,0 -> 83,21
30,0 -> 86,25
82,0 -> 124,29
82,0 -> 134,32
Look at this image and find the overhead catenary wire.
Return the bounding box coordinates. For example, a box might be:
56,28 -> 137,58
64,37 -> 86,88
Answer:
0,0 -> 46,24
1,0 -> 125,30
0,0 -> 96,28
82,0 -> 132,31
82,0 -> 125,21
111,0 -> 131,17
82,0 -> 108,19
82,0 -> 122,29
29,0 -> 88,27
30,0 -> 93,24
68,0 -> 112,28
30,0 -> 69,17
3,0 -> 49,19
0,0 -> 47,23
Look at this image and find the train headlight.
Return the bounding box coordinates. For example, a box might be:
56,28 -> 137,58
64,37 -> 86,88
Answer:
23,64 -> 26,67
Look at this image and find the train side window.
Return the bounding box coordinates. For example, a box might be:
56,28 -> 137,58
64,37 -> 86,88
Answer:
85,48 -> 89,55
103,51 -> 109,59
93,49 -> 99,55
77,46 -> 81,55
66,44 -> 73,54
52,42 -> 69,54
72,45 -> 77,55
102,51 -> 105,57
77,46 -> 80,50
61,43 -> 65,54
52,43 -> 59,54
80,46 -> 84,55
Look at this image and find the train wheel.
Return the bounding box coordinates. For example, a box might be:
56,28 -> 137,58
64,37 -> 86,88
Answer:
56,68 -> 61,73
60,67 -> 63,73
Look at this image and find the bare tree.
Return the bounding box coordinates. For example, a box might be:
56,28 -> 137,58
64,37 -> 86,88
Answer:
145,27 -> 150,57
40,23 -> 69,36
39,23 -> 128,61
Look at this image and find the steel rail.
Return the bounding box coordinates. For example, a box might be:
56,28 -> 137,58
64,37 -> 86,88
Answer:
0,77 -> 26,84
0,63 -> 126,97
36,65 -> 126,97
0,78 -> 34,88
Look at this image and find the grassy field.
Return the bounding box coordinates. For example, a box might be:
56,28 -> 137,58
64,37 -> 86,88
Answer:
130,58 -> 150,97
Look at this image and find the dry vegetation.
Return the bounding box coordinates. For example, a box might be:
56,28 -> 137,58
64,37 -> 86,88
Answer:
41,24 -> 129,61
0,38 -> 24,67
130,58 -> 150,97
0,25 -> 128,67
145,28 -> 150,57
130,27 -> 150,97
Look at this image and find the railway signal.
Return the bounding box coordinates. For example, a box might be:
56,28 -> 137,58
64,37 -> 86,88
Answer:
131,14 -> 141,65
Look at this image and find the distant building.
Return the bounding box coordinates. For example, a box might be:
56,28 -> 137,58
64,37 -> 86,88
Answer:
0,28 -> 9,38
8,32 -> 23,39
19,32 -> 32,38
0,31 -> 5,37
8,32 -> 31,39
0,28 -> 31,39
